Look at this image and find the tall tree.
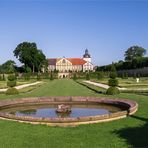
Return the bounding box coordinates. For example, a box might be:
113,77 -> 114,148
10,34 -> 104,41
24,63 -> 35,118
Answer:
13,42 -> 47,73
124,45 -> 146,61
0,60 -> 16,73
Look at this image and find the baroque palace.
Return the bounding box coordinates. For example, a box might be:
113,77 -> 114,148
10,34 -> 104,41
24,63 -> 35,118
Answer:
48,49 -> 94,78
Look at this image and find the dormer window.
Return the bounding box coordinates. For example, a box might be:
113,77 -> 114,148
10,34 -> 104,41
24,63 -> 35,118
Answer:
62,59 -> 66,63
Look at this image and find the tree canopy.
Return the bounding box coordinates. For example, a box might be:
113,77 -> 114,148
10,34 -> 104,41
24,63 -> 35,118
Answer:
124,45 -> 146,61
0,60 -> 16,73
13,42 -> 47,73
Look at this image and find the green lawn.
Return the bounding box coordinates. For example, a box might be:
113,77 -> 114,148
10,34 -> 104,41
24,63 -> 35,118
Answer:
0,79 -> 37,89
92,77 -> 148,89
0,79 -> 148,148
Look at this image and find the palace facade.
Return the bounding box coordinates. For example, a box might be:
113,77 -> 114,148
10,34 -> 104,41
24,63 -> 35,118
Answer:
48,49 -> 94,78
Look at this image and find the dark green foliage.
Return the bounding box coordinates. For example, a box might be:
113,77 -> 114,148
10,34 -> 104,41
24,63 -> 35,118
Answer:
86,73 -> 90,80
108,79 -> 118,87
106,87 -> 120,95
24,73 -> 31,80
13,42 -> 47,73
107,63 -> 120,95
44,72 -> 49,79
7,74 -> 17,88
125,72 -> 128,79
0,60 -> 16,74
109,64 -> 117,79
5,87 -> 19,95
133,73 -> 137,79
50,71 -> 54,80
7,75 -> 16,81
7,81 -> 16,87
137,73 -> 141,78
0,75 -> 2,81
97,72 -> 103,80
37,74 -> 41,81
2,74 -> 5,81
121,72 -> 128,79
97,46 -> 148,73
124,45 -> 146,61
25,66 -> 32,73
121,73 -> 125,79
73,73 -> 77,80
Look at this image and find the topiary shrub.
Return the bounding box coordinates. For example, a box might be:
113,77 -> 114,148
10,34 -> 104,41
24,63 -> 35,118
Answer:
2,74 -> 5,81
37,74 -> 41,81
7,81 -> 16,87
73,73 -> 77,80
108,79 -> 118,87
5,88 -> 19,95
86,73 -> 90,80
24,73 -> 30,80
7,75 -> 16,81
6,74 -> 19,95
109,65 -> 117,79
107,63 -> 120,95
106,87 -> 120,95
125,72 -> 128,79
7,74 -> 17,88
45,72 -> 49,79
0,75 -> 2,81
97,72 -> 103,80
50,71 -> 54,80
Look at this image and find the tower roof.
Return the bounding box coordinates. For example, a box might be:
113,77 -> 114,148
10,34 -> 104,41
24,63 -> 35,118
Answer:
83,49 -> 91,58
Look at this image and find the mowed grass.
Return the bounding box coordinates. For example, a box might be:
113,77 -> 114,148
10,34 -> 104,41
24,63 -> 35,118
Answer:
0,79 -> 37,89
92,77 -> 148,89
0,79 -> 148,148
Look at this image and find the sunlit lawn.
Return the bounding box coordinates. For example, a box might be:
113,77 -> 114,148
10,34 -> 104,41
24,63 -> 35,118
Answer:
92,77 -> 148,89
0,79 -> 148,148
0,79 -> 37,89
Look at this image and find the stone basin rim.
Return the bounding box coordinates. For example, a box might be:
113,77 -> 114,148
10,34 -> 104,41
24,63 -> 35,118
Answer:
0,96 -> 138,126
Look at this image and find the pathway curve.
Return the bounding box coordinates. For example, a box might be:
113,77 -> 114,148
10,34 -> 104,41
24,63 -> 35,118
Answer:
83,81 -> 127,90
0,81 -> 43,92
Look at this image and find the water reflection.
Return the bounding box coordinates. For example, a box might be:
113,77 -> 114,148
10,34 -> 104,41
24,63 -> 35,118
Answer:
1,104 -> 124,118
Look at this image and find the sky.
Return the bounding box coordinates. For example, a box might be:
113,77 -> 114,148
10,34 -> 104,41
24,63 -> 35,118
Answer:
0,0 -> 148,66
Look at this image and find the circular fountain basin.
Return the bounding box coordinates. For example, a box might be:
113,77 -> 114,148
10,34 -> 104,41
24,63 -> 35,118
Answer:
0,97 -> 138,126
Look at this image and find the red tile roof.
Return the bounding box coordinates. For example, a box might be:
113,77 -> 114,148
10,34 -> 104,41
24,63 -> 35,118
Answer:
67,58 -> 86,65
48,58 -> 86,65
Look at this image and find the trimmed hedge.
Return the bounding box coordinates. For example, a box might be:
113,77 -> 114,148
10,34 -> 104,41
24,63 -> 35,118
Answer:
7,75 -> 16,81
108,79 -> 118,87
37,74 -> 41,81
24,73 -> 31,80
86,73 -> 90,80
106,87 -> 120,95
7,81 -> 16,87
50,72 -> 54,80
5,88 -> 19,95
73,73 -> 77,80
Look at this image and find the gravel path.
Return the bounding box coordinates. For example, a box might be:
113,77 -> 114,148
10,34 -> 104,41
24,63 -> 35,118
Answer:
83,81 -> 127,90
0,81 -> 42,92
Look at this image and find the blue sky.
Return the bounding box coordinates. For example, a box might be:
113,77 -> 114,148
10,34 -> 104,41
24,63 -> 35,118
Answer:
0,0 -> 148,66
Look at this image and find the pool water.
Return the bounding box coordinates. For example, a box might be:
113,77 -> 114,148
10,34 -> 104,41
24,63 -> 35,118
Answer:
1,104 -> 124,118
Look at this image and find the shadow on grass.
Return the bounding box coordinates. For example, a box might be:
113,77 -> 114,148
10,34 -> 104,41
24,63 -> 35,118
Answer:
76,80 -> 106,94
138,93 -> 148,96
113,115 -> 148,147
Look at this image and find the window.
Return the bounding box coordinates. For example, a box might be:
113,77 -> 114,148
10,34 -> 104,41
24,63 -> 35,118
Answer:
62,59 -> 66,64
